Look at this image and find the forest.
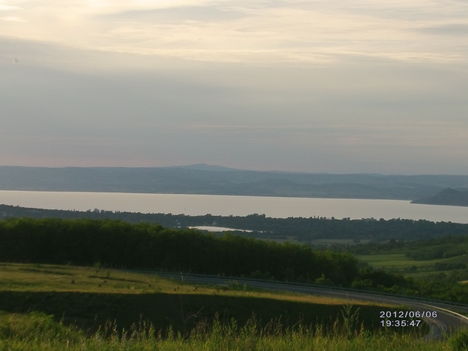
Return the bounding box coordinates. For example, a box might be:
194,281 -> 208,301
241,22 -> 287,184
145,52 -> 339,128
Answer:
2,204 -> 468,242
1,217 -> 467,303
0,218 -> 360,285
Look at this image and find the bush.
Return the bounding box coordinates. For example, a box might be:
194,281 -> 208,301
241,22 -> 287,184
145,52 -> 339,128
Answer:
0,312 -> 81,341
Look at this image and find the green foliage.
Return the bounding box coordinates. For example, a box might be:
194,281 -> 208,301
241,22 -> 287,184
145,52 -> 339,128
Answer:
353,235 -> 468,259
354,236 -> 468,303
448,330 -> 468,351
406,245 -> 466,261
1,218 -> 466,303
0,312 -> 82,342
412,273 -> 468,303
339,305 -> 361,338
0,218 -> 359,286
0,311 -> 438,351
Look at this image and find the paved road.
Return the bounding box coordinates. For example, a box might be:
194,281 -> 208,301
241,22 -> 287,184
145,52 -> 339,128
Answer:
154,272 -> 468,340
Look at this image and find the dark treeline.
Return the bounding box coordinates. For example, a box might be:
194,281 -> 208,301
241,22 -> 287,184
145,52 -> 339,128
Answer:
2,204 -> 468,242
0,218 -> 360,286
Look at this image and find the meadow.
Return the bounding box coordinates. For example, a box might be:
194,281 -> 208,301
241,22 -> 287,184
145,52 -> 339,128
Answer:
0,263 -> 395,333
356,235 -> 468,283
357,253 -> 467,276
2,311 -> 466,351
2,263 -> 467,351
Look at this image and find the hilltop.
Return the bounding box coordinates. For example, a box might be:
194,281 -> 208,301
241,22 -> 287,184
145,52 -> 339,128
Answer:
413,188 -> 468,207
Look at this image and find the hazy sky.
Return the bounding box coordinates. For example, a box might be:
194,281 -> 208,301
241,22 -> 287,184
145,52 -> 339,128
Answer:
1,0 -> 468,173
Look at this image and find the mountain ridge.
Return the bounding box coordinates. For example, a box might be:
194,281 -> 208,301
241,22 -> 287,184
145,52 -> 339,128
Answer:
1,165 -> 468,202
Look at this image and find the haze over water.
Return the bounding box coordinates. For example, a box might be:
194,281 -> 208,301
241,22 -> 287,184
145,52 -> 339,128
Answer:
1,190 -> 468,223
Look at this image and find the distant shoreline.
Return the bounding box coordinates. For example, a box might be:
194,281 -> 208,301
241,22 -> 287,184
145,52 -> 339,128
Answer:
1,165 -> 468,203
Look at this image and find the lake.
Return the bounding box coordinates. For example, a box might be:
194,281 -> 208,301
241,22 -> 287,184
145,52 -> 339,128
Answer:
0,190 -> 468,223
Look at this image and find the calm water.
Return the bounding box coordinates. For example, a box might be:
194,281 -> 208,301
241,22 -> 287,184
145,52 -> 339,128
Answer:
1,190 -> 468,223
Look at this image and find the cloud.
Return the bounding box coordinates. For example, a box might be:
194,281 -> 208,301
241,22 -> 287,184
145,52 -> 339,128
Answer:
1,16 -> 25,22
1,37 -> 468,172
0,5 -> 19,11
418,23 -> 468,36
1,0 -> 467,64
102,5 -> 247,23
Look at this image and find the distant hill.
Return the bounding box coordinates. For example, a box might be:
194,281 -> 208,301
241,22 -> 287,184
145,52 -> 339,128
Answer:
412,188 -> 468,207
1,165 -> 468,200
168,163 -> 236,172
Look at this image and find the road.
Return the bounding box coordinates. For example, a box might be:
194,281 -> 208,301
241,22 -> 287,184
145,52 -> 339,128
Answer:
154,271 -> 468,340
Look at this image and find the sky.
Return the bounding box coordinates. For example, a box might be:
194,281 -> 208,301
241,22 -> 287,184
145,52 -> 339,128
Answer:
1,0 -> 468,174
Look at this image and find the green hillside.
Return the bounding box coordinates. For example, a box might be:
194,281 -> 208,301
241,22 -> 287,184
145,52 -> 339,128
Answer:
356,236 -> 468,278
0,263 -> 395,333
1,263 -> 457,351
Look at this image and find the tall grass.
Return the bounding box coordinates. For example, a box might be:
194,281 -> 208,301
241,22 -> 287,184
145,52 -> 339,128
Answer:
1,311 -> 463,351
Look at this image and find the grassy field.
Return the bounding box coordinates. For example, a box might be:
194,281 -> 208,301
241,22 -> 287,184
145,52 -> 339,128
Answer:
357,253 -> 467,278
0,262 -> 381,304
355,235 -> 468,281
1,311 -> 467,351
0,262 -> 399,333
2,262 -> 464,351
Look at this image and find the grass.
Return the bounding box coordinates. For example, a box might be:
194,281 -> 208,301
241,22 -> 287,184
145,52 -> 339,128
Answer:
1,311 -> 462,351
356,236 -> 468,281
0,262 -> 409,335
357,253 -> 467,276
1,262 -> 460,350
0,262 -> 382,306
